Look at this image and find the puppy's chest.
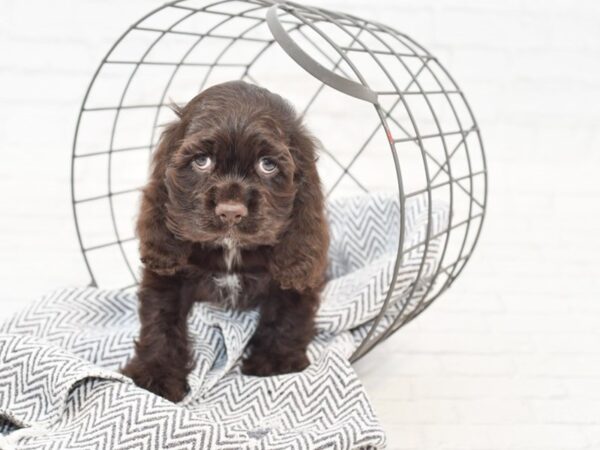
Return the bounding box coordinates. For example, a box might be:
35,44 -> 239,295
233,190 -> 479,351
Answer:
210,242 -> 267,309
212,273 -> 242,308
213,243 -> 242,308
187,242 -> 270,309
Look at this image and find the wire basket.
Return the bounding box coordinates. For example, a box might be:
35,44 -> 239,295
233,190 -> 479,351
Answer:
71,0 -> 488,361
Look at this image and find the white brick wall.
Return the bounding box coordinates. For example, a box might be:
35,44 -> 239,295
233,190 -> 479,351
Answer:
1,1 -> 599,448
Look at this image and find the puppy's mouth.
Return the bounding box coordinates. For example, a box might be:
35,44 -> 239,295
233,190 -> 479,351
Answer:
213,219 -> 282,248
221,226 -> 241,241
212,221 -> 256,247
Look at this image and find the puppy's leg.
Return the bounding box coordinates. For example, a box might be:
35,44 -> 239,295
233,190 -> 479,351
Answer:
242,284 -> 318,376
121,270 -> 195,402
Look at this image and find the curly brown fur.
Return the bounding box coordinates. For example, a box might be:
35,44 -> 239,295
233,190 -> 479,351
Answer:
121,81 -> 329,402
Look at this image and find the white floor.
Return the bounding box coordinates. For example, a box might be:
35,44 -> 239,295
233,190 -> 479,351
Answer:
2,1 -> 600,449
356,165 -> 600,448
358,160 -> 600,449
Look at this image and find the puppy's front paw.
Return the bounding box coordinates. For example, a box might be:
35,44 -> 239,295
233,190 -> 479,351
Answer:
242,350 -> 309,377
121,359 -> 189,403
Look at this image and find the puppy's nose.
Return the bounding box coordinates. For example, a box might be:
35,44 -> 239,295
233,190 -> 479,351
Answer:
215,201 -> 248,225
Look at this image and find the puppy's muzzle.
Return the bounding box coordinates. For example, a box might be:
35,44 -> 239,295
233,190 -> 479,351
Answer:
215,201 -> 248,226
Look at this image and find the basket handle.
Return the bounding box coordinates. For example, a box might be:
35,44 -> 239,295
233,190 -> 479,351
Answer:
266,5 -> 378,104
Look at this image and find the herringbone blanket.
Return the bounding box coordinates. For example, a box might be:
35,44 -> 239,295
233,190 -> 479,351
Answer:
0,194 -> 448,450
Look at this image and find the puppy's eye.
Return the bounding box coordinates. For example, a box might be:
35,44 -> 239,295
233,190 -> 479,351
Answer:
193,154 -> 212,170
258,157 -> 277,174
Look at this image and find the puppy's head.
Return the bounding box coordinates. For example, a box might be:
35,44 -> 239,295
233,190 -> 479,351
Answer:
141,81 -> 328,289
162,82 -> 302,247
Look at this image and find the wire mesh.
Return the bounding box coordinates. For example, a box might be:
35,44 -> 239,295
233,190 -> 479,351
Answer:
71,0 -> 487,362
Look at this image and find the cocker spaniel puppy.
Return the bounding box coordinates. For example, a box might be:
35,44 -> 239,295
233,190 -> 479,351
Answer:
121,80 -> 329,402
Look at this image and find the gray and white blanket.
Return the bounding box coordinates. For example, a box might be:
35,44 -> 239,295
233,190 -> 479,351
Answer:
0,194 -> 448,450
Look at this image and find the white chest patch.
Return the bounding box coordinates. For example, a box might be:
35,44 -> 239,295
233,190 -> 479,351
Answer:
215,238 -> 242,308
222,238 -> 241,271
214,273 -> 242,308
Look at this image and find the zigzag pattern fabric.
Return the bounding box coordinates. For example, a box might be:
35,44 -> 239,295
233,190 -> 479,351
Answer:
0,193 -> 448,449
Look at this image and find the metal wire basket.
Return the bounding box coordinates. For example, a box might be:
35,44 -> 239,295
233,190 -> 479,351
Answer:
71,0 -> 487,361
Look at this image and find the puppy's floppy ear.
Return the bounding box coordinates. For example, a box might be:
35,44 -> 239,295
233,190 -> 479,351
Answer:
136,116 -> 192,276
269,127 -> 329,292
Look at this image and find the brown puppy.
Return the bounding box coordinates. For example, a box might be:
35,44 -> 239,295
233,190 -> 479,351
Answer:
121,80 -> 329,402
